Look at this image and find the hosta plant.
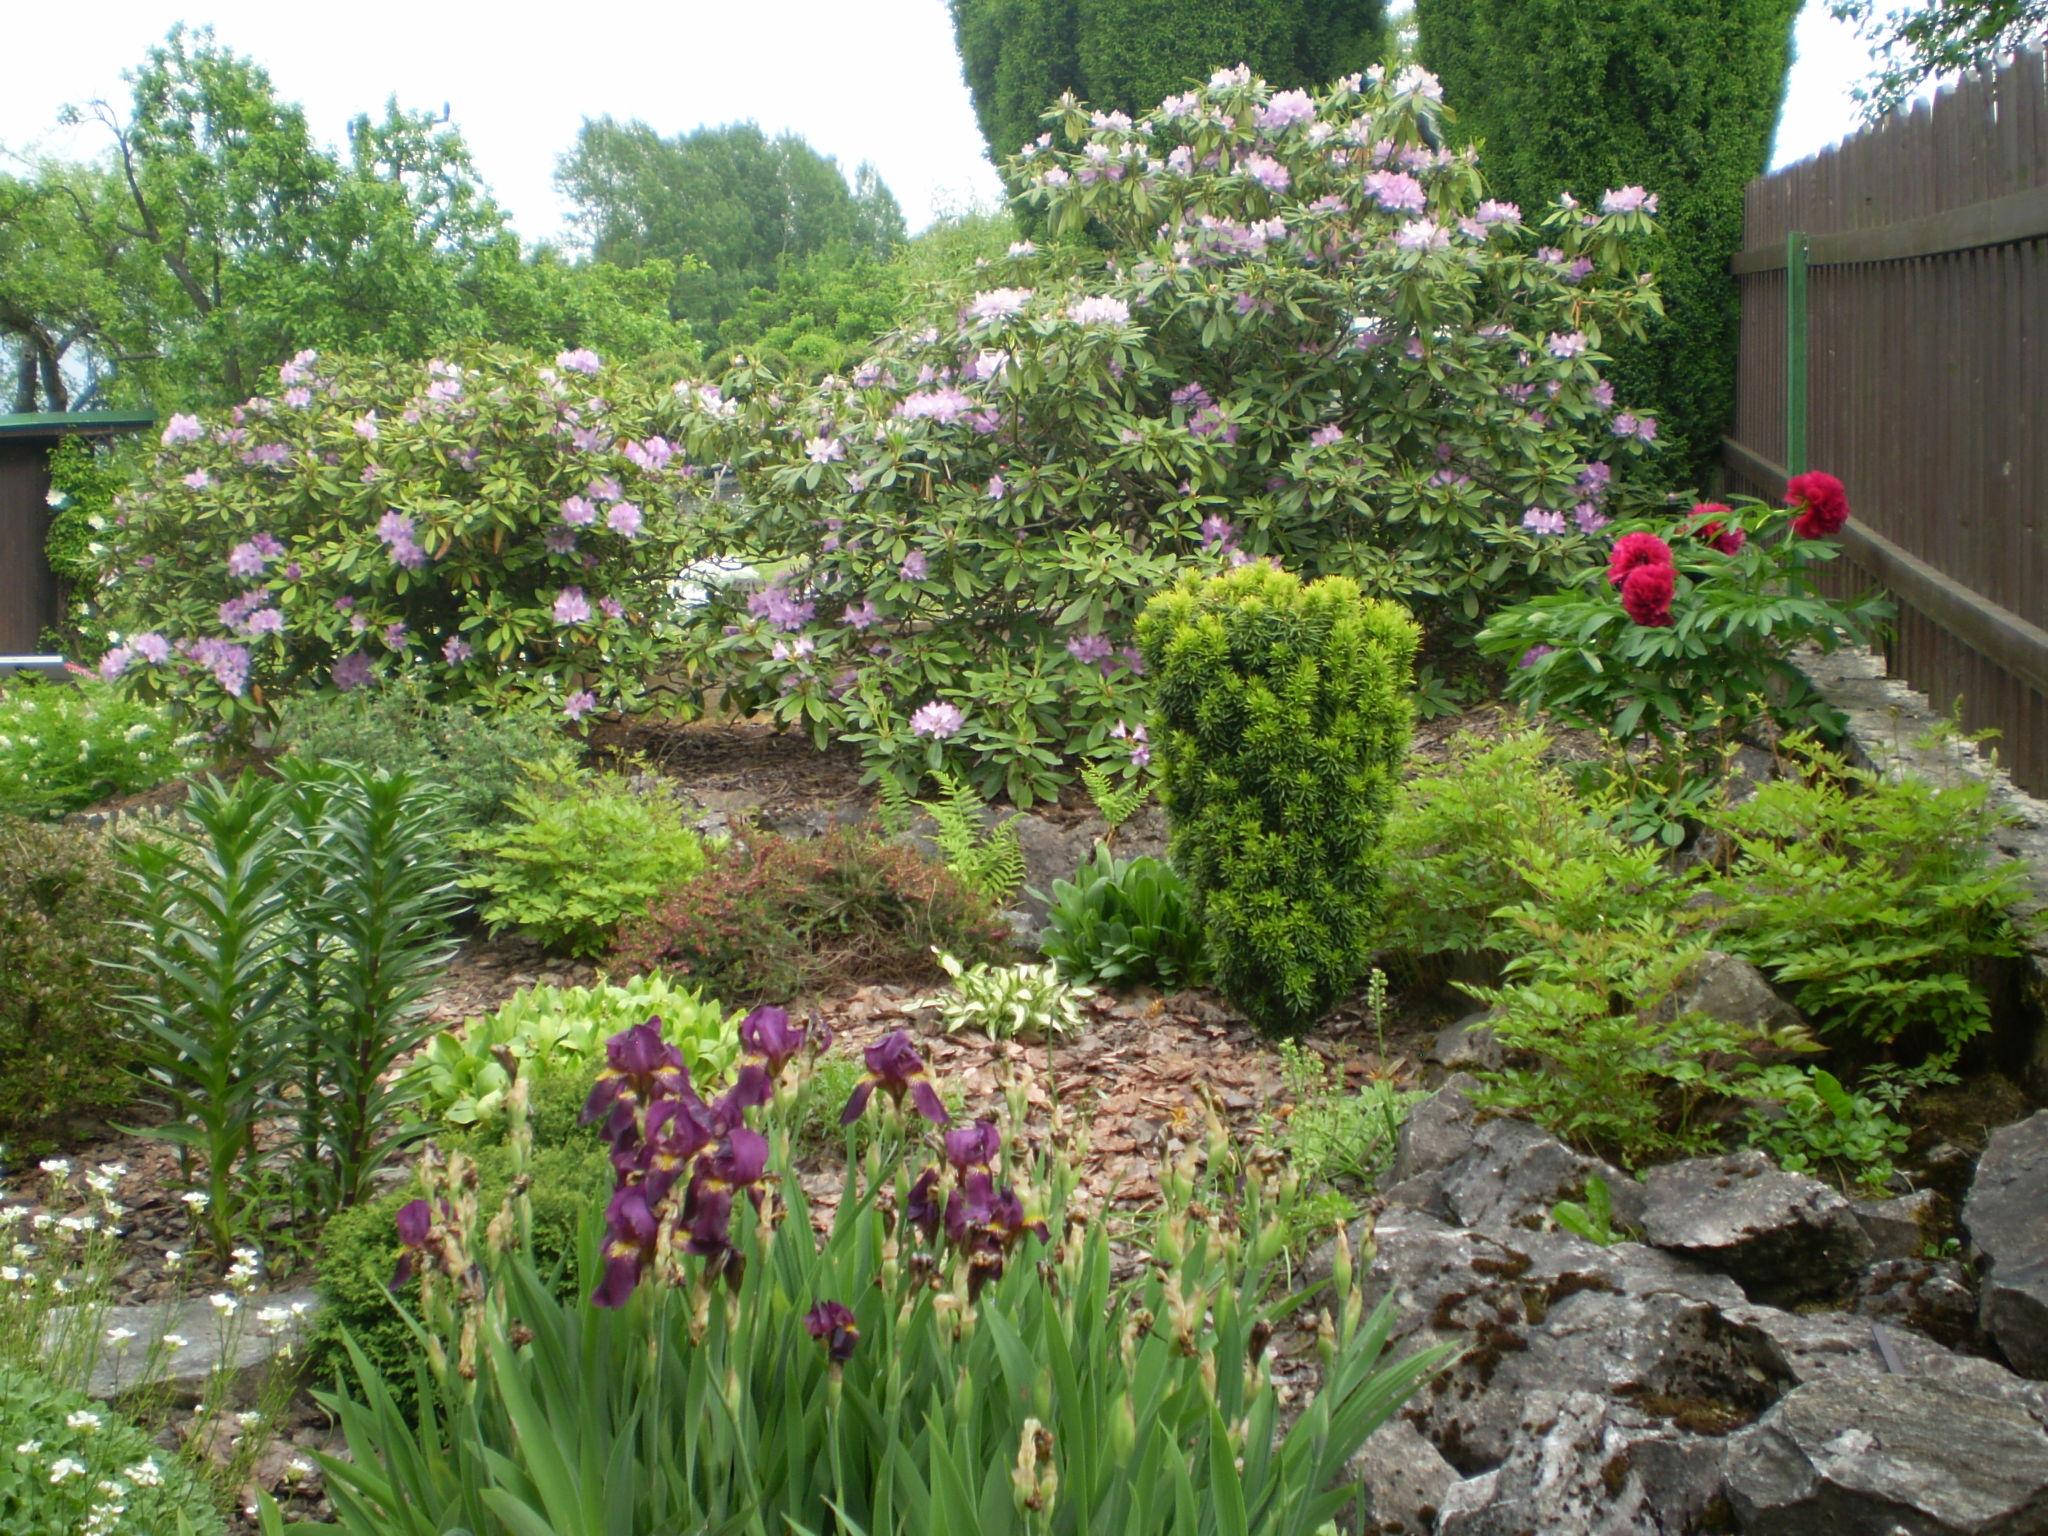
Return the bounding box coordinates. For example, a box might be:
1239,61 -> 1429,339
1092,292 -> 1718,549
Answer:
271,1015 -> 1448,1536
100,346 -> 702,732
930,949 -> 1095,1040
664,64 -> 1668,802
416,974 -> 739,1132
1040,844 -> 1208,990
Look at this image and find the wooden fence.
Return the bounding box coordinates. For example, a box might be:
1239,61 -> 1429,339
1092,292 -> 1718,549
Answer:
1725,48 -> 2048,792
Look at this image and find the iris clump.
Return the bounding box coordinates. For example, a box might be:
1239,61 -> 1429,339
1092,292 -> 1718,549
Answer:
315,1006 -> 1448,1535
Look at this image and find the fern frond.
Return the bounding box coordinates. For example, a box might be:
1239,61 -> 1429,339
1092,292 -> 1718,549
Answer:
874,772 -> 918,838
924,770 -> 1025,905
1080,763 -> 1147,831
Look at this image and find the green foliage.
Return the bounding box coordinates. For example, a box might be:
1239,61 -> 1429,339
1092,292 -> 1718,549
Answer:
1141,565 -> 1418,1033
310,1139 -> 612,1422
1831,0 -> 2046,120
282,1084 -> 1446,1536
1551,1175 -> 1623,1246
1080,762 -> 1149,833
1479,493 -> 1890,823
43,438 -> 132,653
680,70 -> 1666,802
921,768 -> 1026,906
931,950 -> 1094,1039
558,119 -> 904,336
948,0 -> 1389,173
108,347 -> 700,732
1468,912 -> 1817,1168
460,765 -> 708,958
0,679 -> 192,819
417,975 -> 739,1133
1272,1042 -> 1421,1192
273,675 -> 567,838
1744,1066 -> 1908,1193
0,820 -> 129,1143
613,828 -> 1014,1001
1040,844 -> 1209,990
0,1361 -> 225,1535
112,766 -> 462,1254
716,245 -> 910,379
1378,729 -> 1649,964
1415,0 -> 1801,478
1702,735 -> 2030,1060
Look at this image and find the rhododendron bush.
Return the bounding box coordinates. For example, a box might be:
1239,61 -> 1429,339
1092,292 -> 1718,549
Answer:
99,348 -> 700,728
668,65 -> 1669,803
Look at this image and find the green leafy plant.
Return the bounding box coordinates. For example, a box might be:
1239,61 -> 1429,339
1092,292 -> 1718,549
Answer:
613,826 -> 1012,999
1272,1042 -> 1422,1194
0,1360 -> 226,1535
921,768 -> 1026,906
0,820 -> 131,1144
1141,565 -> 1419,1034
1378,729 -> 1657,967
930,950 -> 1093,1040
1469,908 -> 1819,1169
272,1023 -> 1448,1536
1040,844 -> 1208,990
1079,762 -> 1149,838
417,975 -> 739,1132
1477,483 -> 1890,841
1743,1067 -> 1908,1193
272,675 -> 568,838
1703,733 -> 2031,1061
460,763 -> 708,957
1551,1174 -> 1623,1246
0,678 -> 192,819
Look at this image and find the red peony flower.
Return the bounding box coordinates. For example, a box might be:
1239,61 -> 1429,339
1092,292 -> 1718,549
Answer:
1689,503 -> 1745,555
1786,471 -> 1850,539
1620,563 -> 1675,626
1606,531 -> 1674,587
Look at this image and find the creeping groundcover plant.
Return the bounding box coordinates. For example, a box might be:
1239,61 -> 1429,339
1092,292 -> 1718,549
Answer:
666,64 -> 1670,802
101,347 -> 701,730
278,1010 -> 1448,1535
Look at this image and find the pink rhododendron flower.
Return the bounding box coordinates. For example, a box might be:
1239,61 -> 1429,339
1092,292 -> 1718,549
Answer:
1309,423 -> 1344,447
132,633 -> 170,664
1365,170 -> 1427,213
968,288 -> 1032,323
607,502 -> 643,538
1066,295 -> 1131,326
560,495 -> 597,527
554,587 -> 592,625
183,469 -> 211,490
1255,89 -> 1316,131
1245,153 -> 1291,192
900,550 -> 929,581
1600,186 -> 1658,215
806,436 -> 846,464
161,414 -> 203,446
1522,508 -> 1567,536
1547,331 -> 1588,359
1394,219 -> 1448,252
557,348 -> 603,375
600,596 -> 625,620
909,700 -> 964,738
564,690 -> 597,721
98,646 -> 131,681
354,413 -> 379,441
282,386 -> 313,409
442,636 -> 473,664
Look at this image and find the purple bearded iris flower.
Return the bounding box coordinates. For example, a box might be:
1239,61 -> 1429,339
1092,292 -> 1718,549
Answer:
804,1300 -> 860,1363
592,1185 -> 659,1308
739,1005 -> 807,1078
582,1020 -> 693,1148
389,1197 -> 450,1289
840,1031 -> 949,1126
944,1119 -> 1001,1171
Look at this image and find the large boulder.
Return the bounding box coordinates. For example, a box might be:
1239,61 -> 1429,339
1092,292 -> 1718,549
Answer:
1962,1110 -> 2048,1378
1637,1150 -> 1873,1303
52,1288 -> 320,1406
1437,1116 -> 1643,1235
1653,950 -> 1804,1035
1850,1189 -> 1940,1264
1722,1375 -> 2048,1534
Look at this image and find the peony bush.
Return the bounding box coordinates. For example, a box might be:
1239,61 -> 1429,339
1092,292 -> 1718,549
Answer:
668,64 -> 1669,802
100,347 -> 704,731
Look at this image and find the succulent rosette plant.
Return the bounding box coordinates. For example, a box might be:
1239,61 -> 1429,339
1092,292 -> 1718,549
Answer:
662,64 -> 1669,803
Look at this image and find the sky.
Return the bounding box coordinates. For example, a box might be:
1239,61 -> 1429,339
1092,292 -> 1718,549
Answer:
0,1 -> 1889,243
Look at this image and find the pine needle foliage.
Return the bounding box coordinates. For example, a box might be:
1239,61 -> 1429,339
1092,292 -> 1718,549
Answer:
1139,566 -> 1419,1034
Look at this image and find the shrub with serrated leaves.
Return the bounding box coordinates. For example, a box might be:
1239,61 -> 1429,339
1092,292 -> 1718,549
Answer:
1041,844 -> 1209,990
0,678 -> 192,819
100,347 -> 701,733
417,975 -> 738,1133
460,763 -> 708,957
665,66 -> 1666,804
613,827 -> 1012,999
1703,734 -> 2030,1062
1141,565 -> 1418,1034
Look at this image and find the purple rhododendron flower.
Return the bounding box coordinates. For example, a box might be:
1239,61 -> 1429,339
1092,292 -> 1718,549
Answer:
1244,153 -> 1291,192
899,550 -> 929,582
986,474 -> 1007,499
1066,295 -> 1130,326
600,596 -> 624,620
243,608 -> 284,638
1255,88 -> 1315,131
1574,503 -> 1612,535
1066,631 -> 1112,666
908,700 -> 963,739
1522,508 -> 1567,537
1365,170 -> 1427,214
1547,331 -> 1588,359
1110,719 -> 1150,767
161,414 -> 203,446
443,636 -> 473,664
282,386 -> 313,409
557,348 -> 603,375
1520,645 -> 1557,669
843,600 -> 879,631
98,646 -> 131,681
353,413 -> 379,441
554,587 -> 592,625
897,389 -> 975,424
545,527 -> 579,555
132,633 -> 170,665
748,583 -> 816,631
607,502 -> 643,538
332,653 -> 373,691
561,495 -> 597,527
1600,186 -> 1658,215
565,690 -> 597,721
1309,423 -> 1344,447
587,477 -> 623,503
805,436 -> 846,464
183,469 -> 211,490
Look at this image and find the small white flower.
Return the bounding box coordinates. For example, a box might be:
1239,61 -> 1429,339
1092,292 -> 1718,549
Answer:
50,1456 -> 86,1483
162,1249 -> 184,1272
104,1326 -> 136,1348
38,1158 -> 71,1178
15,1439 -> 40,1455
256,1306 -> 290,1331
286,1456 -> 314,1479
161,1332 -> 189,1351
235,1410 -> 262,1429
65,1409 -> 102,1431
208,1293 -> 237,1315
124,1458 -> 163,1487
180,1191 -> 209,1210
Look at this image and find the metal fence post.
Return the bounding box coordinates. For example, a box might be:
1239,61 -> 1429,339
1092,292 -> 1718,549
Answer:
1785,231 -> 1809,477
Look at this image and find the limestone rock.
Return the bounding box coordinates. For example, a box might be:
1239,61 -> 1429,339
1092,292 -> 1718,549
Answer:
1853,1258 -> 1979,1349
1962,1110 -> 2048,1378
1345,1416 -> 1458,1535
56,1289 -> 320,1406
1430,1013 -> 1504,1073
1653,950 -> 1802,1035
1851,1188 -> 1940,1263
1437,1116 -> 1642,1235
1723,1375 -> 2048,1534
1637,1150 -> 1872,1302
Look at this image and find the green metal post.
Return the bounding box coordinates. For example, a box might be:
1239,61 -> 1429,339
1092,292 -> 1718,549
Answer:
1785,231 -> 1809,477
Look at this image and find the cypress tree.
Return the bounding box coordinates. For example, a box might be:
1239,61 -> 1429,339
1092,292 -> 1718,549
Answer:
949,0 -> 1387,172
1415,0 -> 1800,483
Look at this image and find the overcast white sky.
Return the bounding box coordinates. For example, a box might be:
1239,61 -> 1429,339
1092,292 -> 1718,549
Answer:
0,1 -> 1889,241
